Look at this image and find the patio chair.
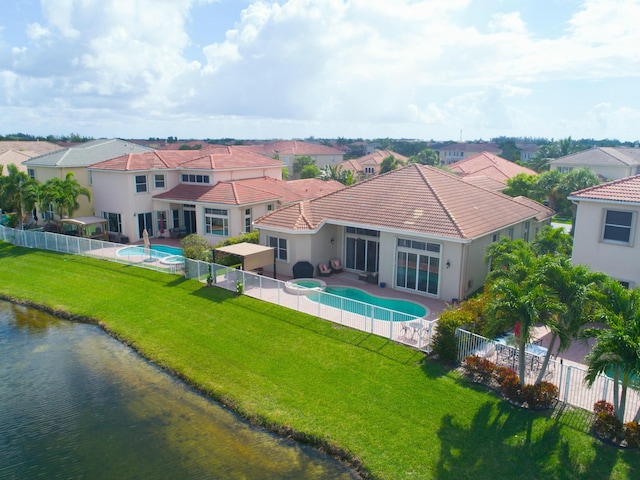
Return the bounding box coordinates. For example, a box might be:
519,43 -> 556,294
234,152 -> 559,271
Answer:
330,258 -> 343,273
318,262 -> 331,277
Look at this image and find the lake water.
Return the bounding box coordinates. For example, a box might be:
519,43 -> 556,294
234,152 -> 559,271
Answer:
0,301 -> 358,479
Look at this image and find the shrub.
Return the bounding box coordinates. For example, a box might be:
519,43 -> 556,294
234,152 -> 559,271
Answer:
624,422 -> 640,448
462,356 -> 495,383
180,234 -> 212,262
431,307 -> 465,362
521,382 -> 558,409
594,400 -> 615,416
594,411 -> 623,440
499,371 -> 521,402
494,366 -> 517,385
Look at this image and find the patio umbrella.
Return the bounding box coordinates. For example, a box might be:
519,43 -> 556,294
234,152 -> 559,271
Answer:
143,228 -> 150,256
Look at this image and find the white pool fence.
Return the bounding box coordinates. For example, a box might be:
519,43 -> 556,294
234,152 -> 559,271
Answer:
456,328 -> 640,422
0,225 -> 434,352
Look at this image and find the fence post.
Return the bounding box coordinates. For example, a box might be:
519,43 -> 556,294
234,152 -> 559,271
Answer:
563,366 -> 572,403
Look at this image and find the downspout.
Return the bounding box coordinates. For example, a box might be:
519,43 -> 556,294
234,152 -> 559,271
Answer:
458,243 -> 469,301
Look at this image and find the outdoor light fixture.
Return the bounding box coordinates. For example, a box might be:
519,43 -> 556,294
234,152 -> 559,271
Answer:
330,237 -> 335,245
446,260 -> 451,269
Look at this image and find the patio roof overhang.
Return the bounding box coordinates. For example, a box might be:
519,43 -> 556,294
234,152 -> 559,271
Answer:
213,242 -> 276,278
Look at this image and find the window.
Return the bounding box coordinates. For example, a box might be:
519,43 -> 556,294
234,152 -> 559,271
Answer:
27,168 -> 35,179
268,236 -> 288,261
508,227 -> 514,240
154,174 -> 166,189
135,175 -> 147,193
244,208 -> 252,233
88,171 -> 92,186
181,173 -> 210,184
364,166 -> 375,175
266,203 -> 275,212
603,210 -> 633,244
101,212 -> 122,233
205,208 -> 228,236
44,203 -> 55,221
346,227 -> 380,237
523,221 -> 530,242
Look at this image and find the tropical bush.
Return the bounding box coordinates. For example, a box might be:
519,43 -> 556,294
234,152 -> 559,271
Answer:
593,401 -> 623,441
624,422 -> 640,448
462,355 -> 495,383
180,234 -> 212,262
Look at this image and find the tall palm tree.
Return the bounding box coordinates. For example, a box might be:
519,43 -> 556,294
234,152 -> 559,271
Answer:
485,275 -> 565,386
582,281 -> 640,422
484,238 -> 536,284
534,258 -> 607,384
0,164 -> 37,229
531,225 -> 573,257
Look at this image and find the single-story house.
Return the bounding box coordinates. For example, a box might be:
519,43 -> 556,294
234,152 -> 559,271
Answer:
549,147 -> 640,181
569,174 -> 640,288
254,164 -> 554,301
89,146 -> 344,243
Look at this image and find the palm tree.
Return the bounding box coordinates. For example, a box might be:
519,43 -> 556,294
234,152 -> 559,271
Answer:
484,238 -> 536,284
46,172 -> 91,219
531,225 -> 573,257
485,275 -> 565,386
319,165 -> 354,185
0,164 -> 37,229
582,281 -> 640,422
534,258 -> 607,384
534,169 -> 563,211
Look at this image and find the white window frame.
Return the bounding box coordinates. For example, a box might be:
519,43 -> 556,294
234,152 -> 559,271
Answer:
154,174 -> 166,189
135,175 -> 148,193
27,168 -> 35,179
268,236 -> 288,261
244,208 -> 252,233
602,209 -> 634,245
205,208 -> 229,236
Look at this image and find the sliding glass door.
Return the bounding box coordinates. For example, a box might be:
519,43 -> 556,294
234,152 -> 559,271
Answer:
346,237 -> 379,272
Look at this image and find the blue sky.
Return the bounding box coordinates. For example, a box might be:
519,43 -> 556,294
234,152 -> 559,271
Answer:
1,0 -> 639,142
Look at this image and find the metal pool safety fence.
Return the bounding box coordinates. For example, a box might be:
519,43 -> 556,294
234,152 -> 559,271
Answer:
1,226 -> 435,353
456,328 -> 640,422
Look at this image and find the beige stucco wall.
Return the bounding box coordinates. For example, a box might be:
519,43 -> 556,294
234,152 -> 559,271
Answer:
33,166 -> 94,218
572,200 -> 640,286
550,164 -> 633,181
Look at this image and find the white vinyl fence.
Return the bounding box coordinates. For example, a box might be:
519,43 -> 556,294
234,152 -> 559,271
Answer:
1,225 -> 435,352
456,328 -> 640,422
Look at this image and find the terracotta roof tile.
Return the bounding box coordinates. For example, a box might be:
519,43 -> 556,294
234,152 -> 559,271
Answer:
237,140 -> 343,156
153,177 -> 345,206
255,164 -> 549,239
569,174 -> 640,204
89,145 -> 283,171
449,151 -> 536,183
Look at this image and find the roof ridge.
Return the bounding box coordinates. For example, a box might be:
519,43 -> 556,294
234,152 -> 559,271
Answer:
415,164 -> 466,238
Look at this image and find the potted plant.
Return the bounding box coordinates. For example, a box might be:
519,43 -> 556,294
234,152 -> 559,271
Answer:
206,265 -> 214,287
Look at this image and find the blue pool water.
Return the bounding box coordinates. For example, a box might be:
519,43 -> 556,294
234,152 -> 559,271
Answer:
117,246 -> 184,264
308,286 -> 427,321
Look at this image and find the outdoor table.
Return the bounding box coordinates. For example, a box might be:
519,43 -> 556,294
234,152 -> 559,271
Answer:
408,321 -> 423,338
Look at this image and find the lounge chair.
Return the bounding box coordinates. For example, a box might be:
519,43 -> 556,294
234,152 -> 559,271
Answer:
330,258 -> 343,273
318,262 -> 331,277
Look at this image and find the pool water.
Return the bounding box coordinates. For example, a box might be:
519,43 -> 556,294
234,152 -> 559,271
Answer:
117,246 -> 184,264
308,286 -> 427,321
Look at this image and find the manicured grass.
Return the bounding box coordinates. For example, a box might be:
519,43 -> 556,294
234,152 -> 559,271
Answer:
1,242 -> 638,479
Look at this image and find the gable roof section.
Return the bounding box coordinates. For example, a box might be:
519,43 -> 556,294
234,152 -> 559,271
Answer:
0,140 -> 63,156
449,151 -> 536,183
89,146 -> 284,171
255,164 -> 548,240
339,150 -> 409,173
548,147 -> 640,167
569,174 -> 640,205
153,177 -> 345,206
23,139 -> 154,167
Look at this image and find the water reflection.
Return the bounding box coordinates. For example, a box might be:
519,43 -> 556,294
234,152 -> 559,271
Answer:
0,301 -> 357,479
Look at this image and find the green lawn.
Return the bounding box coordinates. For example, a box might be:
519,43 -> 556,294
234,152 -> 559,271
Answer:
1,242 -> 638,479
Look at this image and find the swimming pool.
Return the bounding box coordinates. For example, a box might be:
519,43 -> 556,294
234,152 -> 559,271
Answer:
116,246 -> 185,264
308,286 -> 427,321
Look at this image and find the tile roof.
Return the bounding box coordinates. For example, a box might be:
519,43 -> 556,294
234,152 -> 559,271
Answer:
437,143 -> 501,153
548,147 -> 640,167
339,150 -> 408,173
449,151 -> 536,183
461,175 -> 507,191
238,140 -> 344,156
0,141 -> 63,155
23,139 -> 154,167
255,164 -> 551,240
569,174 -> 640,204
153,177 -> 345,206
89,145 -> 284,171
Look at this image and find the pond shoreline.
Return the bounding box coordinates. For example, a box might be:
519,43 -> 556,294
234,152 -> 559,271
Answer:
0,293 -> 366,479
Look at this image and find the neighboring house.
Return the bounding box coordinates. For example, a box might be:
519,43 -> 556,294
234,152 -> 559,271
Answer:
0,140 -> 63,173
242,140 -> 344,176
569,175 -> 640,288
89,146 -> 344,243
435,143 -> 501,165
22,139 -> 154,220
518,144 -> 539,162
254,164 -> 553,302
338,150 -> 408,179
449,151 -> 537,186
548,147 -> 640,181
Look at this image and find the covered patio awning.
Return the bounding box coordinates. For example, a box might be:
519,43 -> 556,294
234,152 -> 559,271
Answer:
213,242 -> 276,278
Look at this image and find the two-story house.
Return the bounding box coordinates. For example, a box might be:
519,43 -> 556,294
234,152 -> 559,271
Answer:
549,147 -> 640,181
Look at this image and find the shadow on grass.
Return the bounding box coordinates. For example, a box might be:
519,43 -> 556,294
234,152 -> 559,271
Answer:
435,397 -> 639,479
0,241 -> 48,258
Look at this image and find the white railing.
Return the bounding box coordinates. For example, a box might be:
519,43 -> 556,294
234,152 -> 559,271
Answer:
0,225 -> 435,352
456,328 -> 640,422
